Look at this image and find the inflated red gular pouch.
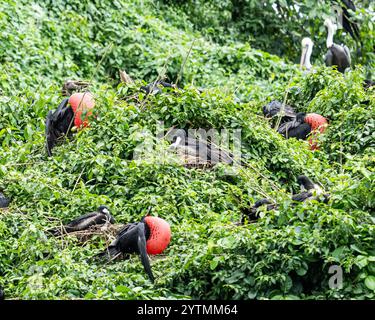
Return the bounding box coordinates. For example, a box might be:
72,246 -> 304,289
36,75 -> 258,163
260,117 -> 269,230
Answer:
305,113 -> 328,150
144,216 -> 171,255
69,92 -> 95,128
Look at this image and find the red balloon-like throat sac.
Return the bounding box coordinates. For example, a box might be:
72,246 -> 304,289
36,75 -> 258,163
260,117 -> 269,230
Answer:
68,92 -> 95,128
144,216 -> 171,255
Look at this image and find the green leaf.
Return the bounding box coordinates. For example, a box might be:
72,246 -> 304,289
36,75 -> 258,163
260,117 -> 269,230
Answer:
296,268 -> 308,276
115,285 -> 130,293
364,276 -> 375,291
210,259 -> 219,270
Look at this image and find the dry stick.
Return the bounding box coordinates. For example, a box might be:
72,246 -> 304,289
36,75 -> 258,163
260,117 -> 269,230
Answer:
175,39 -> 196,87
162,125 -> 177,141
139,54 -> 171,111
233,78 -> 246,96
274,79 -> 293,133
72,166 -> 86,194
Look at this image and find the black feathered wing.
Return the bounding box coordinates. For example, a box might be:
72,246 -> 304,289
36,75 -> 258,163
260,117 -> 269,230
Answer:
292,191 -> 313,202
158,81 -> 176,89
49,212 -> 102,235
65,212 -> 108,231
100,222 -> 155,282
326,45 -> 351,73
263,101 -> 296,119
277,118 -> 311,140
340,0 -> 361,42
137,223 -> 155,282
325,49 -> 334,67
100,223 -> 138,260
45,98 -> 73,156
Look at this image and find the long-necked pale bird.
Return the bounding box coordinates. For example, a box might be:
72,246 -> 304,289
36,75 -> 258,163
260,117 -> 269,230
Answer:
324,18 -> 351,73
300,37 -> 314,71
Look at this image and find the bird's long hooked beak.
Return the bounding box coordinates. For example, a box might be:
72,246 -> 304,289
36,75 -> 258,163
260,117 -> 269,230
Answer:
146,206 -> 152,216
300,46 -> 308,69
141,206 -> 152,221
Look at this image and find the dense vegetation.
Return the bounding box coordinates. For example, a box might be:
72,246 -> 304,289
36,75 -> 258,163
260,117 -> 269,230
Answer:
0,0 -> 374,299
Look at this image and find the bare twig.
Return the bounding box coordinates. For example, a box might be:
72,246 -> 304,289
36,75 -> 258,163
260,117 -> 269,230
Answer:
175,39 -> 196,87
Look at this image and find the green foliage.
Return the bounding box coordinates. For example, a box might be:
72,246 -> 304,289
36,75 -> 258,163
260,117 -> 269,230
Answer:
0,0 -> 374,300
160,0 -> 375,76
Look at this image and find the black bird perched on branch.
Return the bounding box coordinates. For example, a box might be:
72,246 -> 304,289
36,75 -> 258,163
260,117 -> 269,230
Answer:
262,100 -> 296,125
100,215 -> 171,283
48,206 -> 115,236
45,98 -> 74,157
324,18 -> 351,74
241,175 -> 329,224
140,80 -> 176,95
0,192 -> 10,208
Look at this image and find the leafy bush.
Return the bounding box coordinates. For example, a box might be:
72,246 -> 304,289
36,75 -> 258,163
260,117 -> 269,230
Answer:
0,0 -> 374,300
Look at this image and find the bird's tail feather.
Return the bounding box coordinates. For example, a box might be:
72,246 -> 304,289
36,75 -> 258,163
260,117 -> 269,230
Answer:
97,246 -> 122,261
45,111 -> 54,157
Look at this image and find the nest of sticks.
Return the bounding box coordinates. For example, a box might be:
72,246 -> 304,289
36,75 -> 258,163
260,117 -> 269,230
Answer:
171,141 -> 234,169
51,223 -> 122,245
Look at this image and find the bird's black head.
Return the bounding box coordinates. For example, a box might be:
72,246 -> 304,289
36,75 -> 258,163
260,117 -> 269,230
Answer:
98,205 -> 115,223
98,205 -> 110,214
98,205 -> 114,218
263,100 -> 282,118
262,105 -> 270,117
296,112 -> 307,122
297,175 -> 315,191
